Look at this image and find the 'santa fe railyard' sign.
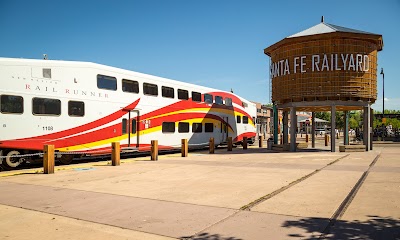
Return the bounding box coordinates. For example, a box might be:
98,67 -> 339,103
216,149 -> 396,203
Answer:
270,53 -> 370,78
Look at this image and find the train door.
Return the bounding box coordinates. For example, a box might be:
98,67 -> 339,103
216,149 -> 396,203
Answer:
220,117 -> 228,143
122,110 -> 140,148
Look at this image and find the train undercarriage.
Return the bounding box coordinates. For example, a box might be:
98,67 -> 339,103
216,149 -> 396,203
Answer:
0,149 -> 74,170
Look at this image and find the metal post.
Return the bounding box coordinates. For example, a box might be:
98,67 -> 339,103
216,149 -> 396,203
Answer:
344,111 -> 349,145
259,135 -> 263,148
311,112 -> 315,148
283,111 -> 288,144
331,106 -> 336,152
381,68 -> 385,142
370,108 -> 373,150
363,105 -> 370,151
273,104 -> 279,144
290,107 -> 297,152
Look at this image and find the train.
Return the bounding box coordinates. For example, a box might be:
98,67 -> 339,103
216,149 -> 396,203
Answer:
0,57 -> 257,169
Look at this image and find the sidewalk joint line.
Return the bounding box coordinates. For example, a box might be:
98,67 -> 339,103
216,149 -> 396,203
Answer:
319,153 -> 381,238
180,210 -> 241,240
239,154 -> 349,211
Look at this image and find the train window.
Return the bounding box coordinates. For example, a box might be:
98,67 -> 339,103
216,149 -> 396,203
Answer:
242,102 -> 248,108
43,68 -> 51,78
178,122 -> 189,133
243,116 -> 249,124
162,86 -> 174,98
205,123 -> 214,132
0,95 -> 23,114
97,74 -> 117,91
131,119 -> 137,134
32,97 -> 61,116
143,82 -> 158,96
192,123 -> 202,133
236,115 -> 241,123
122,118 -> 128,134
68,101 -> 85,117
215,96 -> 223,105
122,79 -> 139,93
178,89 -> 189,100
162,122 -> 175,133
192,91 -> 201,102
225,98 -> 232,106
204,94 -> 213,104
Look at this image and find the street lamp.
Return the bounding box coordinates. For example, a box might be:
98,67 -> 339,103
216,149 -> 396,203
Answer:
380,68 -> 385,141
380,68 -> 384,117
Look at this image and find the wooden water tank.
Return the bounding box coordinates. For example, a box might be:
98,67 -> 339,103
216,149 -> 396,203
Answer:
265,22 -> 383,106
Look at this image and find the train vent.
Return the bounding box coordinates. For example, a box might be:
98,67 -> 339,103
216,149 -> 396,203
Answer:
31,67 -> 52,79
43,68 -> 52,78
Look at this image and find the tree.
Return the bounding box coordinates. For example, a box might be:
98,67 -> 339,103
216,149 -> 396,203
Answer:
349,111 -> 362,129
315,112 -> 330,122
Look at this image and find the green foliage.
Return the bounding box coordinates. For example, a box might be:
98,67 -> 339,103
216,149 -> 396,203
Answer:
373,109 -> 400,129
263,103 -> 273,107
315,112 -> 330,122
314,109 -> 399,129
349,111 -> 362,129
374,109 -> 400,114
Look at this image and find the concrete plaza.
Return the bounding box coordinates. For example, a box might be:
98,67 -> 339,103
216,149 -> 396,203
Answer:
1,142 -> 399,239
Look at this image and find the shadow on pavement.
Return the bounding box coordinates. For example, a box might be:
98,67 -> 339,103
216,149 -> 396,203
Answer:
282,215 -> 400,240
181,232 -> 242,240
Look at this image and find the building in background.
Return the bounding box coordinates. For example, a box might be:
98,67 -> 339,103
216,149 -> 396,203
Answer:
251,102 -> 330,138
251,102 -> 272,138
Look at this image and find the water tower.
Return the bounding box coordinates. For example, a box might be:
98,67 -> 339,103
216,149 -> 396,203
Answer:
264,17 -> 383,151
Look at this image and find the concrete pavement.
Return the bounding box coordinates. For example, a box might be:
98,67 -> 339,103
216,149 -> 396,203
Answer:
0,143 -> 399,239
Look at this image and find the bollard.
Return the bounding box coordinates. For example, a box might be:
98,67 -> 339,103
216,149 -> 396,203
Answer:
306,134 -> 309,143
280,134 -> 283,145
243,137 -> 248,150
227,137 -> 233,151
181,139 -> 188,157
325,134 -> 328,146
209,137 -> 215,154
111,142 -> 120,166
337,133 -> 339,139
259,135 -> 263,148
151,140 -> 158,161
43,145 -> 55,174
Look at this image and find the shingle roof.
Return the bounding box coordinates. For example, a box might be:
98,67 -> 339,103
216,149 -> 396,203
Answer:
287,22 -> 378,38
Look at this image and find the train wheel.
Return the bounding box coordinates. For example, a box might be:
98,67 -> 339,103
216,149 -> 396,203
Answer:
3,150 -> 22,169
58,154 -> 74,165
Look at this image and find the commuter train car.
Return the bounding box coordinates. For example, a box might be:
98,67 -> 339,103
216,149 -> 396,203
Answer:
0,57 -> 257,169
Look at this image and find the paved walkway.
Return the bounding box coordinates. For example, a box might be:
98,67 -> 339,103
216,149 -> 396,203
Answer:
1,144 -> 399,239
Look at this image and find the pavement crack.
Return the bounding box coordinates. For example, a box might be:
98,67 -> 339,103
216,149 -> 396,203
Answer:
240,154 -> 349,211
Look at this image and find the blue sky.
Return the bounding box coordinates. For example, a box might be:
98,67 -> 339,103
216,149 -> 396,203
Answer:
1,0 -> 399,110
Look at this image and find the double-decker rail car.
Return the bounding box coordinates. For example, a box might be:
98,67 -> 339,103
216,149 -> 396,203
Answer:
0,57 -> 256,169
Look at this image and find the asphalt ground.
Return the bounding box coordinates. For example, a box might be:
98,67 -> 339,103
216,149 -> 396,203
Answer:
1,140 -> 399,239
